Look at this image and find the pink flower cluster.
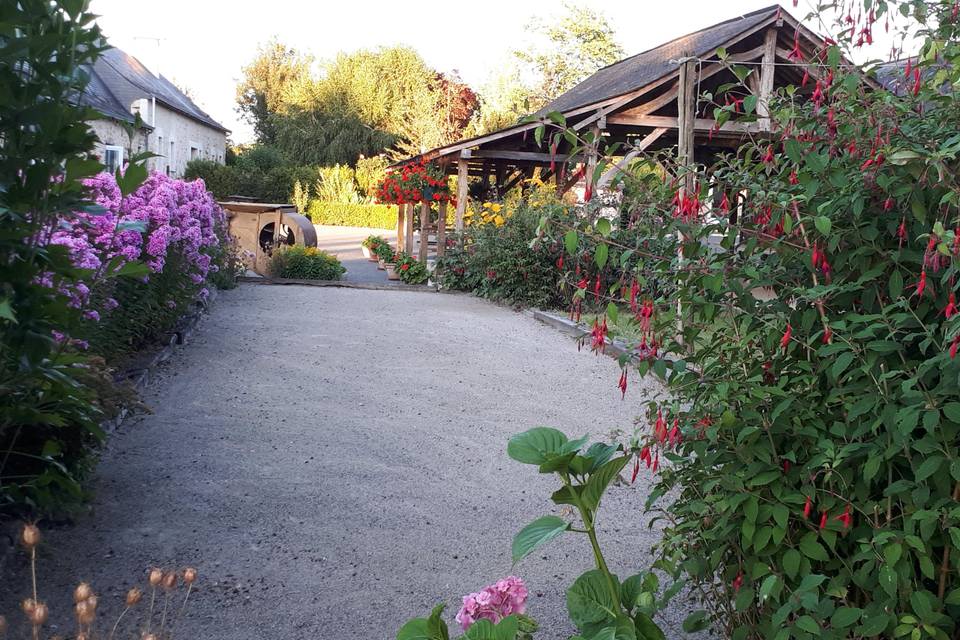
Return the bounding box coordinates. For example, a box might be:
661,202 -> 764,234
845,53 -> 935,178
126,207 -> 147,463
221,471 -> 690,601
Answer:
455,576 -> 528,631
48,171 -> 224,310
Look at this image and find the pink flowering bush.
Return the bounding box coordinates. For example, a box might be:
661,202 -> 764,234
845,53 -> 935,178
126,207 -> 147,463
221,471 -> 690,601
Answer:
455,577 -> 528,631
47,171 -> 229,360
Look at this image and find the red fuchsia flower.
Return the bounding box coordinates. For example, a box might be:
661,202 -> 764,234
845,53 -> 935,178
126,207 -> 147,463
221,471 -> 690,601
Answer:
789,170 -> 799,185
822,325 -> 833,344
913,67 -> 922,97
486,270 -> 497,280
630,455 -> 640,483
640,445 -> 652,468
556,255 -> 563,270
835,504 -> 853,530
883,197 -> 895,211
617,368 -> 628,400
637,299 -> 654,334
780,323 -> 792,352
652,451 -> 660,473
950,335 -> 959,359
801,69 -> 810,88
629,279 -> 640,313
803,496 -> 813,519
549,140 -> 558,173
669,418 -> 681,448
594,274 -> 601,300
584,182 -> 593,202
819,511 -> 828,530
946,293 -> 957,319
916,269 -> 928,299
719,192 -> 730,214
812,80 -> 824,107
590,317 -> 608,353
787,29 -> 804,61
847,140 -> 859,156
654,409 -> 668,443
762,145 -> 776,165
731,573 -> 744,593
896,218 -> 907,248
782,460 -> 791,474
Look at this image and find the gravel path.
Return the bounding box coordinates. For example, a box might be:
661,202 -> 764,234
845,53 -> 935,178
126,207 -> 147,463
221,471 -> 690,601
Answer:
0,285 -> 687,639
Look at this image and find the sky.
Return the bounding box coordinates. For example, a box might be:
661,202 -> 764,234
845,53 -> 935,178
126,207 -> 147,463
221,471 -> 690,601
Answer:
89,0 -> 912,144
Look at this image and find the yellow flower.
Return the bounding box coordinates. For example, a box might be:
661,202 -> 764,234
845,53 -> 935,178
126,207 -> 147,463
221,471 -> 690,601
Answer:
482,202 -> 492,209
490,203 -> 503,213
493,215 -> 505,226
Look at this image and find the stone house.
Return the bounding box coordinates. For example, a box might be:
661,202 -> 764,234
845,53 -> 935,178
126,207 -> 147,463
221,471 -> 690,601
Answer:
80,47 -> 229,177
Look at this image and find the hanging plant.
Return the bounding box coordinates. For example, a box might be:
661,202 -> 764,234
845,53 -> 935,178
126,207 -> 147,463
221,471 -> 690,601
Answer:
375,159 -> 453,205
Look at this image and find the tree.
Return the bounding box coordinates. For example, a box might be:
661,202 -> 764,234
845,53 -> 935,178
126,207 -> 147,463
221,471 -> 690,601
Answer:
515,4 -> 624,109
469,62 -> 535,135
236,39 -> 313,143
271,107 -> 395,166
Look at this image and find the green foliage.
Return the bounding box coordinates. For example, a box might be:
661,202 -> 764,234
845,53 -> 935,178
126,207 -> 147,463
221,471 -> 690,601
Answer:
184,159 -> 239,199
0,0 -> 120,516
535,2 -> 960,637
315,164 -> 361,204
185,153 -> 317,203
236,38 -> 314,144
394,253 -> 429,285
373,241 -> 396,262
268,246 -> 345,280
271,106 -> 396,166
355,155 -> 390,199
306,201 -> 396,228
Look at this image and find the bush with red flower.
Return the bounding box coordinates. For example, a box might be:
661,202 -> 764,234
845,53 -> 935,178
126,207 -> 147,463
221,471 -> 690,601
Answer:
393,252 -> 429,284
375,159 -> 453,205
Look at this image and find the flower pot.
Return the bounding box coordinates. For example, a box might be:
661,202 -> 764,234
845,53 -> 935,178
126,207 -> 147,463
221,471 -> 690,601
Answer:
361,245 -> 373,259
385,264 -> 400,280
377,258 -> 386,270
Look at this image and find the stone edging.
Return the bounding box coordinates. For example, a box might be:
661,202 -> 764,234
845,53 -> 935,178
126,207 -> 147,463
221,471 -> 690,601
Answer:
238,276 -> 438,293
529,309 -> 678,366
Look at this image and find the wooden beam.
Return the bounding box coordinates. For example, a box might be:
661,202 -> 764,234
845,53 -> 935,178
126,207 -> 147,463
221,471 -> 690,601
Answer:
404,202 -> 414,254
396,204 -> 405,253
606,114 -> 764,134
436,201 -> 447,258
454,153 -> 469,232
418,200 -> 429,263
585,125 -> 599,201
471,149 -> 587,163
757,27 -> 778,131
597,128 -> 668,189
501,169 -> 527,194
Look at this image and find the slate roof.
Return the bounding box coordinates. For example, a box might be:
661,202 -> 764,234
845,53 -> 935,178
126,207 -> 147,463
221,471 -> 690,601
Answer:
539,5 -> 780,115
80,47 -> 229,133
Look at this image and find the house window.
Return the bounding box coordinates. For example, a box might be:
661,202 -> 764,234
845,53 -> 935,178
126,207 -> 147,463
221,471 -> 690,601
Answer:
190,145 -> 200,160
103,145 -> 123,174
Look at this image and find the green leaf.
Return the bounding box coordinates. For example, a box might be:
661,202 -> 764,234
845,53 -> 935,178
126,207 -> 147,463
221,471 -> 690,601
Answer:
743,95 -> 758,115
879,565 -> 898,597
595,243 -> 609,269
734,587 -> 755,611
889,270 -> 904,299
799,534 -> 829,561
915,456 -> 943,482
512,515 -> 570,563
943,403 -> 960,423
113,260 -> 151,278
567,570 -> 620,627
427,604 -> 449,640
620,574 -> 644,611
582,455 -> 631,512
633,612 -> 665,640
564,229 -> 579,255
783,549 -> 801,579
814,215 -> 832,236
784,139 -> 802,164
606,302 -> 619,325
116,161 -> 148,196
832,352 -> 855,379
0,298 -> 16,323
795,616 -> 820,634
397,618 -> 431,640
507,427 -> 568,465
831,607 -> 862,628
681,610 -> 709,633
596,218 -> 612,237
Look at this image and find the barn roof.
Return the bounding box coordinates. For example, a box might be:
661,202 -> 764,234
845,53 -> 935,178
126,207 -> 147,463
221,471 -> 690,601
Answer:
538,5 -> 781,115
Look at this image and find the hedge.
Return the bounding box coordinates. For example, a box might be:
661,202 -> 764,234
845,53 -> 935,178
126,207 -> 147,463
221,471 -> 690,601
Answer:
306,200 -> 396,228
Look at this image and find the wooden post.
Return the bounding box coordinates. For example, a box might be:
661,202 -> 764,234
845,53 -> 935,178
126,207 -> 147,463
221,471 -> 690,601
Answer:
418,200 -> 429,263
757,27 -> 778,132
455,152 -> 469,232
585,124 -> 600,201
396,204 -> 405,252
677,53 -> 697,192
404,203 -> 414,254
436,200 -> 447,257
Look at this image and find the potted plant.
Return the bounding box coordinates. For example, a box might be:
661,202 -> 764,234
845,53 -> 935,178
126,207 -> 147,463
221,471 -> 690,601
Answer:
394,252 -> 429,285
374,241 -> 393,269
361,235 -> 385,261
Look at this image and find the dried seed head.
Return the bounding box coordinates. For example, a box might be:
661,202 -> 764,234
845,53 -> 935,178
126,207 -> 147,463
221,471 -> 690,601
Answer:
21,598 -> 36,615
85,594 -> 98,611
75,600 -> 94,626
126,587 -> 143,606
182,567 -> 197,585
148,568 -> 163,586
142,634 -> 158,640
76,633 -> 88,640
0,614 -> 7,635
20,524 -> 40,550
29,602 -> 48,626
74,582 -> 93,603
161,571 -> 177,591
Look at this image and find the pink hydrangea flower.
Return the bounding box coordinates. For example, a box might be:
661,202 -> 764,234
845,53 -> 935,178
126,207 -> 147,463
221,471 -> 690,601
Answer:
455,576 -> 528,631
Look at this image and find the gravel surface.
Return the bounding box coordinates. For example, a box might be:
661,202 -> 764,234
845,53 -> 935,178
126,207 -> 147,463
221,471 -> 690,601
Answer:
0,284 -> 690,639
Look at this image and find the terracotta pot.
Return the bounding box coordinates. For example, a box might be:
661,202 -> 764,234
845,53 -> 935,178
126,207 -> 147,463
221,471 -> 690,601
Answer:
361,245 -> 373,259
377,258 -> 386,270
385,264 -> 400,280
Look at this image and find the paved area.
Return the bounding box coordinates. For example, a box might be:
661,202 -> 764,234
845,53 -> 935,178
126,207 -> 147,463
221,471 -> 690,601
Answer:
0,285 -> 684,639
314,225 -> 408,285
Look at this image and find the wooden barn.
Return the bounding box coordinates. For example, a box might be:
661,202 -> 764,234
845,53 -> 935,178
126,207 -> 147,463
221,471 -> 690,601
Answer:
390,5 -> 863,261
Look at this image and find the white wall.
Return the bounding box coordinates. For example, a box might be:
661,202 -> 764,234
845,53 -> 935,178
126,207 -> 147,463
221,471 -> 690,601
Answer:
147,103 -> 227,178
